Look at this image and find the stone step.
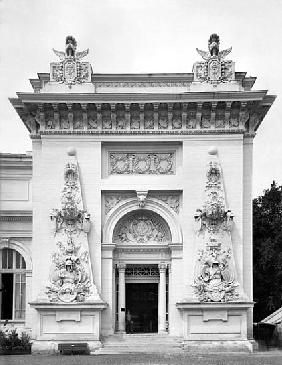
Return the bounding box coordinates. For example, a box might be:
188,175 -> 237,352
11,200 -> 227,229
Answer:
94,334 -> 184,355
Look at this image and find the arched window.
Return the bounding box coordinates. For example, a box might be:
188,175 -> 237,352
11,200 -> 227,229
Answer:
0,248 -> 26,320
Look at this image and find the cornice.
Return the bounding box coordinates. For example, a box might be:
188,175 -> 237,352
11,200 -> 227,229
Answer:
14,90 -> 269,104
0,153 -> 32,170
0,210 -> 32,222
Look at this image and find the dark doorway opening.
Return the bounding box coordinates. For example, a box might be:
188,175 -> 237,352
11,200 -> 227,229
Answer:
1,273 -> 13,319
126,283 -> 158,333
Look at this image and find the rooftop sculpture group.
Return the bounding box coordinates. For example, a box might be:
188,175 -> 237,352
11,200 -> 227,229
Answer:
193,33 -> 235,85
51,35 -> 91,87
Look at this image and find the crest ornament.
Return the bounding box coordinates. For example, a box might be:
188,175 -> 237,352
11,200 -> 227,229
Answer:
192,148 -> 239,302
44,148 -> 100,303
193,34 -> 235,86
51,36 -> 91,88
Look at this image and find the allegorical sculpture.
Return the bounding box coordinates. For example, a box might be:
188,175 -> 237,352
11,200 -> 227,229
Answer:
44,147 -> 100,303
51,35 -> 91,87
193,147 -> 239,302
193,34 -> 235,85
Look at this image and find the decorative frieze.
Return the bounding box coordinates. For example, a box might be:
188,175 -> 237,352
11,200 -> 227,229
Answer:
109,152 -> 175,175
95,81 -> 190,88
125,265 -> 159,277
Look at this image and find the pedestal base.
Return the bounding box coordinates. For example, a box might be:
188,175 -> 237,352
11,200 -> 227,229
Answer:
30,301 -> 107,353
177,301 -> 254,352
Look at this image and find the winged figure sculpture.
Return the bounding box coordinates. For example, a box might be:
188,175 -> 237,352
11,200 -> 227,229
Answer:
53,35 -> 89,61
196,34 -> 232,61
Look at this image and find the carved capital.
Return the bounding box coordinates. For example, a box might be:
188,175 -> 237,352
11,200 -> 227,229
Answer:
117,262 -> 126,272
0,237 -> 9,246
158,262 -> 167,273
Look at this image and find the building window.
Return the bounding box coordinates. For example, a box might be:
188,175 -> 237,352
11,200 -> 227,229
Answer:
0,248 -> 26,320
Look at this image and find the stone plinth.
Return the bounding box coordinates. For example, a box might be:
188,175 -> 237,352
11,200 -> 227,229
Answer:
176,301 -> 254,352
30,301 -> 107,353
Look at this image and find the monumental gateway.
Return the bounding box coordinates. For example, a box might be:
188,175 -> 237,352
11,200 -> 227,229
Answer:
1,34 -> 275,352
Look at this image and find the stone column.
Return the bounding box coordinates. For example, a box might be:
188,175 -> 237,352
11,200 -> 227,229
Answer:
117,263 -> 126,332
158,262 -> 167,333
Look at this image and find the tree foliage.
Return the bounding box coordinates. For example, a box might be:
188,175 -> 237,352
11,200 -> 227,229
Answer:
253,181 -> 282,322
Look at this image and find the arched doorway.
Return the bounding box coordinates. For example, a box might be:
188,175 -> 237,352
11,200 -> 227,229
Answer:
113,209 -> 171,334
101,196 -> 182,336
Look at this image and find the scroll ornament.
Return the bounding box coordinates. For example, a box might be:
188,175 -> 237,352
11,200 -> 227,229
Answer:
45,148 -> 100,303
193,148 -> 239,302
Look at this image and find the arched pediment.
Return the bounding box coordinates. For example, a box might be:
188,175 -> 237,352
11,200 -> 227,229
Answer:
113,210 -> 171,244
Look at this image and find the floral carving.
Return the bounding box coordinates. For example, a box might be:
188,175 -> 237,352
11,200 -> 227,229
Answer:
109,153 -> 175,175
113,211 -> 171,244
104,193 -> 135,214
45,150 -> 99,303
151,194 -> 180,214
193,149 -> 239,302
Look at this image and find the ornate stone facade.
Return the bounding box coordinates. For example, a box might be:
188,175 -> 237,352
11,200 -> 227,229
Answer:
7,34 -> 276,352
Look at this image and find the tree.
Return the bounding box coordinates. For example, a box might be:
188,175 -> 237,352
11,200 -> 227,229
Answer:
253,181 -> 282,322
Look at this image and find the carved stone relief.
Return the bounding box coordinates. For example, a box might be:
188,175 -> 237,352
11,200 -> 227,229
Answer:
73,110 -> 83,129
187,110 -> 197,129
149,193 -> 180,214
109,152 -> 175,175
215,108 -> 225,128
42,149 -> 100,303
104,193 -> 135,214
193,148 -> 239,302
113,211 -> 172,244
130,108 -> 140,129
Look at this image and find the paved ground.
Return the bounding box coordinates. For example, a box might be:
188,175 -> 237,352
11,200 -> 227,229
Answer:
1,352 -> 282,365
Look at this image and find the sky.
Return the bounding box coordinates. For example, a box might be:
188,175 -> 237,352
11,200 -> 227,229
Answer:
0,0 -> 281,197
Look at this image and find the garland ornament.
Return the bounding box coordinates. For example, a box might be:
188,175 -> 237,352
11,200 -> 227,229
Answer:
192,146 -> 239,302
44,147 -> 100,303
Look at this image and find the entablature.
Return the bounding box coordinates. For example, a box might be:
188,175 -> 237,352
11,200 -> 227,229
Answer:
9,93 -> 275,138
